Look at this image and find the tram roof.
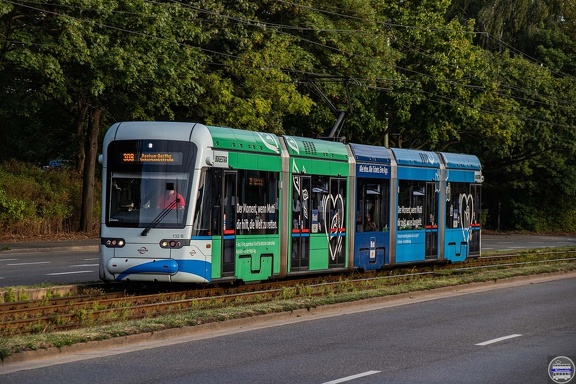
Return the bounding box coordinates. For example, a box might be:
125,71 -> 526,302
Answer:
281,135 -> 349,161
106,121 -> 198,142
439,152 -> 482,170
391,148 -> 441,167
206,126 -> 282,156
348,143 -> 392,164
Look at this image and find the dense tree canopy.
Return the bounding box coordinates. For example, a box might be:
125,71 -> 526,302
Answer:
1,0 -> 576,232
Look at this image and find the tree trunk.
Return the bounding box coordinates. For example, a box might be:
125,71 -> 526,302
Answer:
79,108 -> 102,232
76,102 -> 88,173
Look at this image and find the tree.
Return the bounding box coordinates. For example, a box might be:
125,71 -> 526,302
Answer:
479,53 -> 576,229
1,0 -> 208,231
270,0 -> 398,140
447,0 -> 576,230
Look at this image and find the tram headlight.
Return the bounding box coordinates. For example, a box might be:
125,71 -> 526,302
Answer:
159,239 -> 189,249
102,238 -> 126,248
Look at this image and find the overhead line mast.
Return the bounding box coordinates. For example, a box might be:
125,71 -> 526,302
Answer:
301,76 -> 354,141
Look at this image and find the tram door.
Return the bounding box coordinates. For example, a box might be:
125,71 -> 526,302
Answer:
291,176 -> 310,271
469,183 -> 482,257
425,182 -> 439,260
328,178 -> 347,268
221,171 -> 237,276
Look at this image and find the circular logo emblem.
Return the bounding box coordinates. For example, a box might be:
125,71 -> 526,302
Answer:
137,247 -> 148,255
549,356 -> 575,383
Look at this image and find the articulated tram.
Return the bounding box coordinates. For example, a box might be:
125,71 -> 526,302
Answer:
99,122 -> 483,283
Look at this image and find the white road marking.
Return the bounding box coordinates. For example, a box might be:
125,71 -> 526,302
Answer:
70,264 -> 99,268
0,259 -> 18,262
322,371 -> 381,384
7,261 -> 50,266
476,334 -> 522,346
46,271 -> 94,276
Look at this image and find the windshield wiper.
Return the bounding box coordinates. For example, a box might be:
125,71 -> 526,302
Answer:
141,198 -> 181,236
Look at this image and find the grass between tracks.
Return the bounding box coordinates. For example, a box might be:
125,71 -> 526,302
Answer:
1,250 -> 576,361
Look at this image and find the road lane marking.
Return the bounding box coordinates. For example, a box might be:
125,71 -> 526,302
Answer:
0,259 -> 18,262
322,371 -> 381,384
7,261 -> 50,266
70,264 -> 99,268
476,334 -> 522,346
46,271 -> 94,276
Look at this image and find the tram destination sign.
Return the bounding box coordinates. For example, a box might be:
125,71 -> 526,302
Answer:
121,152 -> 183,165
358,164 -> 390,177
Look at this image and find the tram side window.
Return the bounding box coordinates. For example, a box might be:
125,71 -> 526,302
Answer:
446,182 -> 481,229
397,180 -> 425,230
237,170 -> 279,235
223,172 -> 237,234
446,182 -> 468,229
357,178 -> 390,232
192,170 -> 212,236
329,177 -> 347,229
311,176 -> 329,232
471,184 -> 482,226
198,171 -> 237,236
208,169 -> 224,236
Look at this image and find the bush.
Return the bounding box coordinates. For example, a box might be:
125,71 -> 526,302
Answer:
0,160 -> 100,236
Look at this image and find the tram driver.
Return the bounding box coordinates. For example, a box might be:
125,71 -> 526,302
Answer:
156,183 -> 186,209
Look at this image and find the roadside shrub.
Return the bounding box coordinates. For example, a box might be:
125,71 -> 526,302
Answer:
0,160 -> 99,236
0,188 -> 27,223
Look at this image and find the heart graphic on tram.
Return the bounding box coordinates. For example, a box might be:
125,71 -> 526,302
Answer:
459,193 -> 474,242
322,193 -> 345,262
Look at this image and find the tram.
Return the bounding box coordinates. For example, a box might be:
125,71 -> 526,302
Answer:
99,122 -> 483,283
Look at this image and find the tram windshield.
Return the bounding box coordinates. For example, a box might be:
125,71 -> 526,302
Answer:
105,140 -> 195,228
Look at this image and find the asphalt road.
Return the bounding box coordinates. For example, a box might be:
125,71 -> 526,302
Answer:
1,273 -> 575,383
1,234 -> 575,287
482,233 -> 576,251
0,243 -> 99,286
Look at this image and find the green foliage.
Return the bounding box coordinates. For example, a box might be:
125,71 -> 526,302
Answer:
0,161 -> 95,235
0,189 -> 26,223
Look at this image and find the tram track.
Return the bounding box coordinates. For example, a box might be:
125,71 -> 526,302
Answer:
1,251 -> 576,336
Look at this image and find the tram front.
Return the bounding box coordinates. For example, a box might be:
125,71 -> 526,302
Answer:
99,122 -> 209,283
